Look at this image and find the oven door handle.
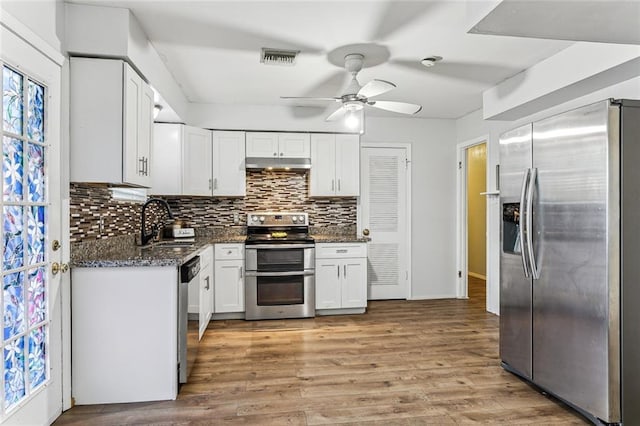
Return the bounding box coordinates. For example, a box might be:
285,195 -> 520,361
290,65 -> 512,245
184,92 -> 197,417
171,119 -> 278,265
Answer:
245,244 -> 316,249
244,270 -> 315,277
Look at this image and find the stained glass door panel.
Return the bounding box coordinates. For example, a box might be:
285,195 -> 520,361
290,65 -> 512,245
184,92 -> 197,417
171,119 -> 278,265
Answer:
1,64 -> 48,416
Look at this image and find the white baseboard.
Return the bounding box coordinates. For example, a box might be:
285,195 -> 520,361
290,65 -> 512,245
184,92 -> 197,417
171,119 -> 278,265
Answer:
468,272 -> 487,280
409,294 -> 457,300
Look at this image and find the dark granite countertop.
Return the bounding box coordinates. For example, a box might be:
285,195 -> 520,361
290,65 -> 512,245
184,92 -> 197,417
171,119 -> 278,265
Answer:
71,231 -> 246,268
71,225 -> 369,268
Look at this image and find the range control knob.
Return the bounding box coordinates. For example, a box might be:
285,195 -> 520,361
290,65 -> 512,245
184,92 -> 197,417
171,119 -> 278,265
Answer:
299,215 -> 305,223
251,215 -> 258,223
259,216 -> 265,222
292,216 -> 298,222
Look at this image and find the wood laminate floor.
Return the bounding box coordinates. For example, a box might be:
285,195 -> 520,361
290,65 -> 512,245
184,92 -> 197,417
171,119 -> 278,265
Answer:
55,277 -> 588,425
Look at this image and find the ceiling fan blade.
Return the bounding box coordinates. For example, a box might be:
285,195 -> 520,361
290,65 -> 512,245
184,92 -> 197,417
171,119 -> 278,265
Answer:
325,107 -> 347,122
280,96 -> 341,102
357,79 -> 396,98
369,101 -> 422,115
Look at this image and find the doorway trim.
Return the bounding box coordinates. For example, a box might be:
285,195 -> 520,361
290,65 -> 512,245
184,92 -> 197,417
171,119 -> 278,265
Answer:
357,142 -> 412,299
456,135 -> 489,300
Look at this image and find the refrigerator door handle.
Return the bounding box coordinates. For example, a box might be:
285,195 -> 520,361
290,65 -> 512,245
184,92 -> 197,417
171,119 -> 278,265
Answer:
519,168 -> 532,278
526,167 -> 540,279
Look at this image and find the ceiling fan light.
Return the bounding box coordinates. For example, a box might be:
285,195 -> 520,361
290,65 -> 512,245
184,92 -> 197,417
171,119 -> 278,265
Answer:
344,101 -> 363,111
345,110 -> 360,130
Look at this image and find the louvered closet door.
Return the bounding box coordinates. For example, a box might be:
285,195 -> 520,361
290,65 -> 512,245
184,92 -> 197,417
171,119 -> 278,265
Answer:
360,147 -> 408,299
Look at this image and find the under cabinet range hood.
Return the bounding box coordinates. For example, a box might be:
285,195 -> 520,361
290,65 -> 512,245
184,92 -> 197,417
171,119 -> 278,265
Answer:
245,157 -> 311,170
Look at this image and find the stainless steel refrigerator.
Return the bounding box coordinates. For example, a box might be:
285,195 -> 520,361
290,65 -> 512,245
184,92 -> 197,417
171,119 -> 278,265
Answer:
499,99 -> 640,425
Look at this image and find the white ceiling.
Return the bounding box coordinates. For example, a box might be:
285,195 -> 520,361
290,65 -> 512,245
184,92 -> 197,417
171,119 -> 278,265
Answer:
68,1 -> 590,120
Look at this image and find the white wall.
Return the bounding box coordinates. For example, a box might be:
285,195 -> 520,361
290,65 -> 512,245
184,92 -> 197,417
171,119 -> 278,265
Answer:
457,75 -> 640,315
1,0 -> 63,53
364,117 -> 458,299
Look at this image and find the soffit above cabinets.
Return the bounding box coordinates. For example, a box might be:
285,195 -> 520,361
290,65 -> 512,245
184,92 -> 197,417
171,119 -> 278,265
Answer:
469,0 -> 640,45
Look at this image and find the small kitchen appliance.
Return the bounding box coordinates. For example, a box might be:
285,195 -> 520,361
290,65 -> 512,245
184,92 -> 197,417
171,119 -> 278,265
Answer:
244,212 -> 315,320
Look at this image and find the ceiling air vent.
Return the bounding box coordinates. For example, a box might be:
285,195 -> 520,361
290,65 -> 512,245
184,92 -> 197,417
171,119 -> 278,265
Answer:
261,48 -> 299,66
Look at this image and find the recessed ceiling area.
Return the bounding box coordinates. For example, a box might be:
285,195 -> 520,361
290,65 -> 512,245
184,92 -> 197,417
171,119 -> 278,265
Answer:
469,0 -> 640,45
68,0 -> 582,119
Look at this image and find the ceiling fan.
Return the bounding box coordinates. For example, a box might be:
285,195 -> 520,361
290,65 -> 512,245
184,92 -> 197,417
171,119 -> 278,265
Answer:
282,53 -> 422,125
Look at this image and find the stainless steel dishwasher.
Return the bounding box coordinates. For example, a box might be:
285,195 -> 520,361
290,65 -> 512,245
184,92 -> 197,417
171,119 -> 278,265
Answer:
178,256 -> 200,384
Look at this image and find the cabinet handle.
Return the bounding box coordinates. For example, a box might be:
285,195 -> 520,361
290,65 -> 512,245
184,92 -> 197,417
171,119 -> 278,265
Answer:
204,276 -> 210,291
144,157 -> 149,176
336,249 -> 347,253
331,179 -> 335,191
208,179 -> 212,190
344,265 -> 347,277
214,178 -> 218,190
338,179 -> 341,191
138,157 -> 145,174
240,267 -> 243,279
337,265 -> 340,278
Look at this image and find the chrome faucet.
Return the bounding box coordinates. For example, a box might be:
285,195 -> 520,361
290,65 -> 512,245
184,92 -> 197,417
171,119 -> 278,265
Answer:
140,198 -> 174,246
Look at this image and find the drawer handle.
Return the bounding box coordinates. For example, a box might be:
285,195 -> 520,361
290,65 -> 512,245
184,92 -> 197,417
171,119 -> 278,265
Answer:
336,249 -> 348,253
227,250 -> 233,255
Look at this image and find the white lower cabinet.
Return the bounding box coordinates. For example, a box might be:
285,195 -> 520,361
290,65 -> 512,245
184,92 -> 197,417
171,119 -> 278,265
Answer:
315,243 -> 367,314
214,244 -> 245,314
199,246 -> 214,338
71,266 -> 178,404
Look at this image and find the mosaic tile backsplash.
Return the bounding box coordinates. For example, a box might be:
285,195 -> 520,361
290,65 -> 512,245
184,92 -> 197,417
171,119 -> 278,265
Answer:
70,170 -> 356,242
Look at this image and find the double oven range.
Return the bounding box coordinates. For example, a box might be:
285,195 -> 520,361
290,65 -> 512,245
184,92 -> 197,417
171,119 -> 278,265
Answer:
244,212 -> 315,320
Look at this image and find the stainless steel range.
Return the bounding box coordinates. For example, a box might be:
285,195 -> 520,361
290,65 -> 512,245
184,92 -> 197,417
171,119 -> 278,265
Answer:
244,212 -> 315,320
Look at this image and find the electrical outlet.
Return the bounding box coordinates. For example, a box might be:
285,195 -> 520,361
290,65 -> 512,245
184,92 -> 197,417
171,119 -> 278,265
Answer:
98,215 -> 105,235
233,213 -> 239,224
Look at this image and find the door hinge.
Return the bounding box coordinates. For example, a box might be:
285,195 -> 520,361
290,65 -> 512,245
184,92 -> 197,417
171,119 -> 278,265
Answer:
458,270 -> 462,278
458,161 -> 462,170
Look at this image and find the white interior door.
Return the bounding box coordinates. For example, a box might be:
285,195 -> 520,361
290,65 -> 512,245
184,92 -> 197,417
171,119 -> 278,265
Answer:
1,23 -> 63,425
360,146 -> 409,300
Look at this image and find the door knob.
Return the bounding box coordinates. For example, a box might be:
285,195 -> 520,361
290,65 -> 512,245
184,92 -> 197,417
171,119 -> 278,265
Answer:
362,229 -> 370,236
52,240 -> 61,251
51,262 -> 70,275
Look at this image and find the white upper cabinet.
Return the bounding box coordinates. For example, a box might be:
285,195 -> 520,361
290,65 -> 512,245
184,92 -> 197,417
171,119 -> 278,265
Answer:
152,126 -> 246,197
182,126 -> 212,196
278,133 -> 311,158
310,134 -> 360,196
212,131 -> 246,196
151,123 -> 182,195
70,57 -> 153,187
245,132 -> 278,157
151,124 -> 211,196
246,132 -> 310,158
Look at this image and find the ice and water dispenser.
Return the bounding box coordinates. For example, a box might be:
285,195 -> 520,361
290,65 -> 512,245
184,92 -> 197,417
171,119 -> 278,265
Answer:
503,203 -> 521,254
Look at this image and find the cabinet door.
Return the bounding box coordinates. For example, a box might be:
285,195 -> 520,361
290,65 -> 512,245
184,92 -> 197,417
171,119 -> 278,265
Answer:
199,271 -> 213,340
214,261 -> 244,313
123,63 -> 143,186
212,131 -> 246,196
182,126 -> 212,196
279,133 -> 310,158
310,134 -> 336,196
137,82 -> 154,187
246,132 -> 278,157
315,259 -> 341,309
335,134 -> 360,196
341,258 -> 367,308
151,123 -> 182,195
